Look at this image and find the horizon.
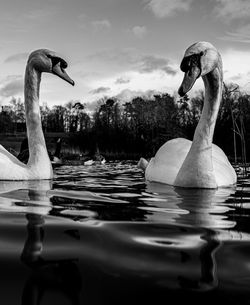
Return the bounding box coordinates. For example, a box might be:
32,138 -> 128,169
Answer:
0,0 -> 250,111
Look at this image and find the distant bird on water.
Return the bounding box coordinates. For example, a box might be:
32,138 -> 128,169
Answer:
17,137 -> 63,168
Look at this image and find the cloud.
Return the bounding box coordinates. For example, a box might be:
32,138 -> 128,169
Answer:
229,73 -> 243,81
84,100 -> 100,112
77,13 -> 88,29
87,48 -> 136,66
89,87 -> 111,94
25,9 -> 55,20
88,48 -> 176,75
115,77 -> 130,84
91,19 -> 111,31
4,52 -> 29,63
221,49 -> 250,89
84,88 -> 166,113
138,55 -> 177,75
78,13 -> 86,20
0,75 -> 23,97
219,24 -> 250,43
132,26 -> 147,38
214,0 -> 250,20
146,0 -> 193,18
76,71 -> 102,80
115,88 -> 161,102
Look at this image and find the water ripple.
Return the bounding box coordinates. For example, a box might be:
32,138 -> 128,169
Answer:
0,162 -> 249,303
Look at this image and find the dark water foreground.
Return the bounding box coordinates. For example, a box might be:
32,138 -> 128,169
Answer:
0,162 -> 250,305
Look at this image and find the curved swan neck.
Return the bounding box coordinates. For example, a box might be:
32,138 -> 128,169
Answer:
24,65 -> 50,166
192,63 -> 223,148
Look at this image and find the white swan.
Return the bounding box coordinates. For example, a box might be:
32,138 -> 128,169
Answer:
143,41 -> 237,188
0,49 -> 74,180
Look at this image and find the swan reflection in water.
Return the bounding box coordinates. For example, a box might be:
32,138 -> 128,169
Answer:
138,182 -> 245,290
0,181 -> 82,305
20,213 -> 82,305
0,180 -> 53,215
144,182 -> 236,228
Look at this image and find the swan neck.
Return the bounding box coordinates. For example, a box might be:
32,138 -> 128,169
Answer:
24,65 -> 49,166
192,66 -> 222,148
25,66 -> 41,110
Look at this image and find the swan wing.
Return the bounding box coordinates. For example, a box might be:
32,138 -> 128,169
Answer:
145,138 -> 192,185
0,145 -> 26,166
0,145 -> 29,180
212,144 -> 237,186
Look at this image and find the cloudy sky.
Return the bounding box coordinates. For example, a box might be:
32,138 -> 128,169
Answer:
0,0 -> 250,109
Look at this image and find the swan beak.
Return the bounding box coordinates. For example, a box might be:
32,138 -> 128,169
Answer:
52,63 -> 75,86
178,66 -> 200,97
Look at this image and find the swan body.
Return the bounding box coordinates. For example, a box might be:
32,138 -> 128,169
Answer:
144,42 -> 237,188
84,159 -> 95,166
0,49 -> 74,180
83,158 -> 106,166
146,138 -> 236,187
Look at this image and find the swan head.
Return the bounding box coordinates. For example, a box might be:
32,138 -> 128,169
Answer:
178,41 -> 221,97
27,49 -> 74,86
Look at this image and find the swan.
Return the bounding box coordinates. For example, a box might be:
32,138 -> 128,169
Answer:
142,41 -> 237,188
0,49 -> 74,180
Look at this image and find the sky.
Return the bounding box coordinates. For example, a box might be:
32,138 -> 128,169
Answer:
0,0 -> 250,110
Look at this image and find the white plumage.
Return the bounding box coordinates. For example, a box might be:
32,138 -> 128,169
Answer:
0,49 -> 74,180
143,42 -> 237,188
145,138 -> 236,187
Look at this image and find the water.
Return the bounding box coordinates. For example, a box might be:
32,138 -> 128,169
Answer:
0,161 -> 250,304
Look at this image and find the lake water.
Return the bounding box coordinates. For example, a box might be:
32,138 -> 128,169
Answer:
0,161 -> 250,304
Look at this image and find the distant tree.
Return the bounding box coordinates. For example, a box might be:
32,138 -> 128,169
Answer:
2,82 -> 250,162
0,107 -> 14,133
9,97 -> 26,132
46,105 -> 67,132
72,102 -> 90,131
40,103 -> 50,133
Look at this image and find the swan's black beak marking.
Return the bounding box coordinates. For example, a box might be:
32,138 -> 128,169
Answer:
178,54 -> 202,97
178,65 -> 200,97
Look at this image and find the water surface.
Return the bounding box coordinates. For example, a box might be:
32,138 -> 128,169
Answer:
0,161 -> 250,304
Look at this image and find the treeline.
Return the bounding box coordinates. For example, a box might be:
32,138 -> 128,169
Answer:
0,83 -> 250,161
